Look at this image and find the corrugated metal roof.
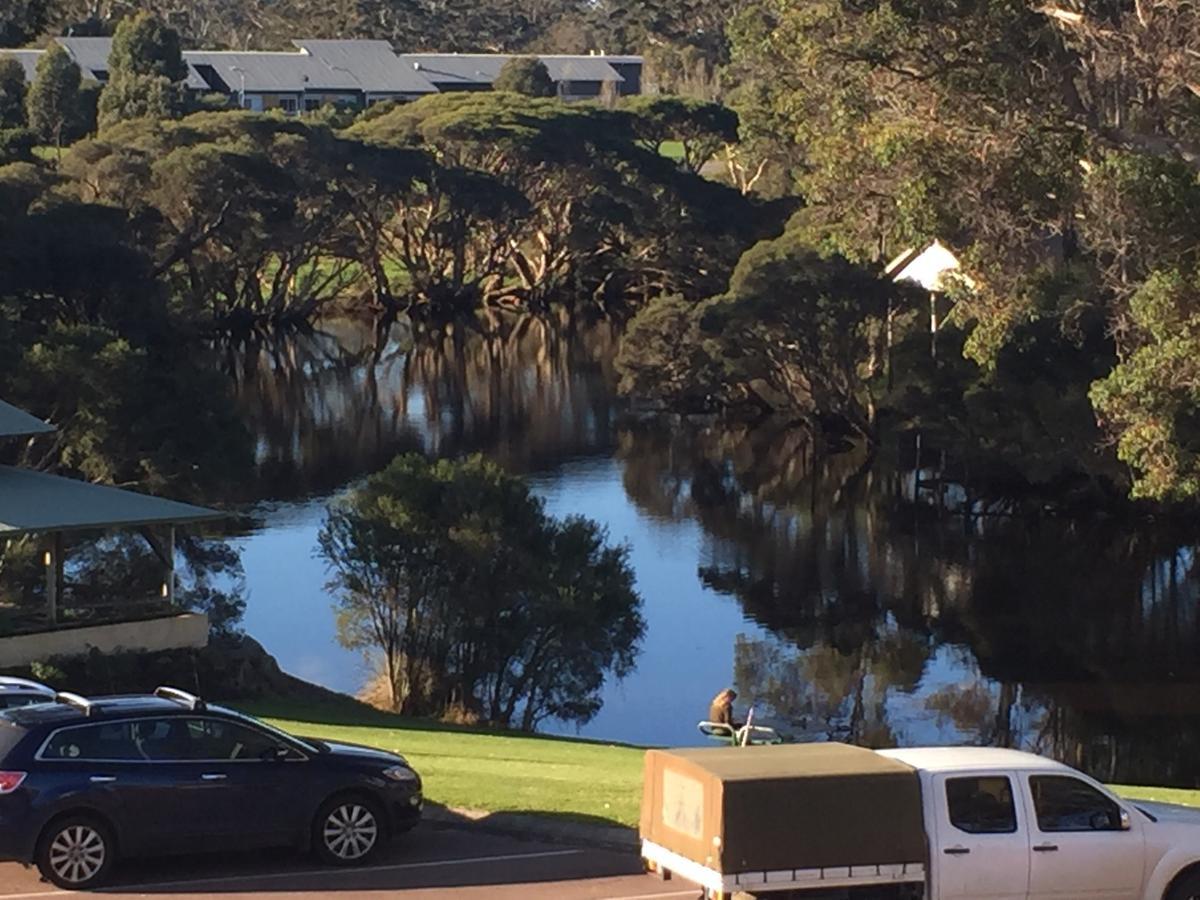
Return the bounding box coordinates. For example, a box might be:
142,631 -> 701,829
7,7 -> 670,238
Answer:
0,400 -> 53,439
0,49 -> 44,82
55,37 -> 113,78
182,50 -> 361,93
0,466 -> 223,535
293,40 -> 436,94
401,54 -> 623,87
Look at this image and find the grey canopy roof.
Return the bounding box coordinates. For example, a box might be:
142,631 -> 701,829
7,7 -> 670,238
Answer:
0,401 -> 54,439
183,50 -> 361,94
0,466 -> 223,536
401,54 -> 624,88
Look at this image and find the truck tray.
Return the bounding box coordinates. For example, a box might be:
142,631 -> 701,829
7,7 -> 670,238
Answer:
640,743 -> 927,876
643,839 -> 925,895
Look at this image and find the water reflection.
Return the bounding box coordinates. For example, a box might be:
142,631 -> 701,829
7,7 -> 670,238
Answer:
227,317 -> 1200,787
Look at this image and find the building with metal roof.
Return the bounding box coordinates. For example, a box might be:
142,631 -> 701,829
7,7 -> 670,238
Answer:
6,40 -> 643,110
402,53 -> 636,101
0,49 -> 44,83
55,36 -> 114,81
293,40 -> 437,96
0,401 -> 223,627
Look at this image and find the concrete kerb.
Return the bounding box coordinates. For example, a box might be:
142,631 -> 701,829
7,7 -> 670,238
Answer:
423,803 -> 639,853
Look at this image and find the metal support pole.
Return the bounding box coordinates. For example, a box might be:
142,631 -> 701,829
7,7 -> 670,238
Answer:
45,532 -> 63,626
165,525 -> 176,606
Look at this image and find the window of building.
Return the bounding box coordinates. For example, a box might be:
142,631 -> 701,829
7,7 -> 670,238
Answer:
279,97 -> 298,113
1030,776 -> 1124,832
946,776 -> 1018,834
305,98 -> 321,112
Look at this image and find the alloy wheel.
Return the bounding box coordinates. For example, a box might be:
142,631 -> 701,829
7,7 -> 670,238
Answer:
322,803 -> 379,861
47,824 -> 107,885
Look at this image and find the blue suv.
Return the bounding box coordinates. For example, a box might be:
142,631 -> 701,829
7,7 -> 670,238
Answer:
0,687 -> 422,889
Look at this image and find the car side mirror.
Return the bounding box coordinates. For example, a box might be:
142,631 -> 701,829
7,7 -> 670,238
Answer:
261,746 -> 292,762
1119,808 -> 1131,831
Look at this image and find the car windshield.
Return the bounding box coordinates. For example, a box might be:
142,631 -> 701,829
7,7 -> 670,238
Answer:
214,707 -> 319,755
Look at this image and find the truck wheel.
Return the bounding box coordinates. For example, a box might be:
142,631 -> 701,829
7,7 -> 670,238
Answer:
1168,871 -> 1200,900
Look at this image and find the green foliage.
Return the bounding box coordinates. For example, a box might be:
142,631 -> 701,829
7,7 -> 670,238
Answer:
624,95 -> 738,173
99,14 -> 187,128
0,0 -> 55,47
98,72 -> 186,129
0,55 -> 26,127
1090,271 -> 1200,501
493,57 -> 555,97
107,12 -> 188,81
319,454 -> 645,730
25,43 -> 81,147
0,126 -> 34,163
618,231 -> 897,436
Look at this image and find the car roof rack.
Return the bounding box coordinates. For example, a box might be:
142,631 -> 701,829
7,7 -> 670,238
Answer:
55,692 -> 96,716
154,686 -> 206,711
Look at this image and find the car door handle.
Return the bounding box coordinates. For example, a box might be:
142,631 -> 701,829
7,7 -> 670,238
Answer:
944,847 -> 971,855
89,775 -> 116,783
1033,844 -> 1059,852
200,773 -> 228,781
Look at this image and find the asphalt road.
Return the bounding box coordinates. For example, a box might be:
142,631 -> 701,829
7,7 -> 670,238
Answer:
0,825 -> 699,899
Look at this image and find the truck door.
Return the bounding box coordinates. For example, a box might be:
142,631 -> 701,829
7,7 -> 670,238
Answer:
931,773 -> 1030,900
1021,774 -> 1144,900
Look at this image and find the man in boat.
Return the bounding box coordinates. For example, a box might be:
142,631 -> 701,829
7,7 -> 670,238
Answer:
708,688 -> 740,731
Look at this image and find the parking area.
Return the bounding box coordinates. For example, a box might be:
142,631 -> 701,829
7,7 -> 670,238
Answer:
0,825 -> 696,900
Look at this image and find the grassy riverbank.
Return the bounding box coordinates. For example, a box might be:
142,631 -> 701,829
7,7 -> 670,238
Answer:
238,697 -> 1200,829
241,698 -> 645,827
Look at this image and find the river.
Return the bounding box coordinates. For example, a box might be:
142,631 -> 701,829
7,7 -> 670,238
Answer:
223,316 -> 1200,787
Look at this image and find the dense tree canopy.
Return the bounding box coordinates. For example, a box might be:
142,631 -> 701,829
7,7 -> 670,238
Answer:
319,454 -> 645,729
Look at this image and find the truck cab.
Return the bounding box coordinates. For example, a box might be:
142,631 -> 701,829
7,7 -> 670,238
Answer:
882,747 -> 1200,900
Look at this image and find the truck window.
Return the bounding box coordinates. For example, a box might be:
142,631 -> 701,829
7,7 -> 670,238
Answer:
946,776 -> 1017,834
1030,775 -> 1123,832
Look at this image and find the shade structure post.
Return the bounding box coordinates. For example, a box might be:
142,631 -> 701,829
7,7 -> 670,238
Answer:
166,526 -> 176,605
44,532 -> 63,626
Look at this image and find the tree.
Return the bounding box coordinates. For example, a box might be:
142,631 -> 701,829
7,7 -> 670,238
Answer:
624,95 -> 738,174
0,55 -> 26,127
98,13 -> 187,128
319,454 -> 644,729
26,44 -> 81,150
494,56 -> 556,97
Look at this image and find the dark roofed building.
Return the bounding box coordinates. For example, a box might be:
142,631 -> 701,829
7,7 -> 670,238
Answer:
402,53 -> 641,101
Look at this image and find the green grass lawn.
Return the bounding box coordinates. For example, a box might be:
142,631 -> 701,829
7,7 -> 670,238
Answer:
237,697 -> 1200,828
240,699 -> 644,827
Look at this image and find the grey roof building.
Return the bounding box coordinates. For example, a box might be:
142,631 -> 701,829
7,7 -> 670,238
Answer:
292,40 -> 436,95
0,49 -> 45,82
56,36 -> 114,81
4,40 -> 642,107
402,53 -> 637,98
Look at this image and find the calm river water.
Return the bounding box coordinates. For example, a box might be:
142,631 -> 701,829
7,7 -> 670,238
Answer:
223,317 -> 1200,787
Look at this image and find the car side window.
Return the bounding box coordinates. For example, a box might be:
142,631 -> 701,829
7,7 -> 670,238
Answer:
946,776 -> 1018,834
1030,775 -> 1123,832
43,722 -> 141,760
181,718 -> 289,761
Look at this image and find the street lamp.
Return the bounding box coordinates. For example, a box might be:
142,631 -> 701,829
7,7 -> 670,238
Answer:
230,65 -> 246,109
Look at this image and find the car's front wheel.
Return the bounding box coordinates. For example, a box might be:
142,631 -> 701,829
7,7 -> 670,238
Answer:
35,815 -> 116,890
313,795 -> 384,866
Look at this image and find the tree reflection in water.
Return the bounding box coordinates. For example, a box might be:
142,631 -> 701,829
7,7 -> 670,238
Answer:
616,420 -> 1200,787
223,316 -> 1200,786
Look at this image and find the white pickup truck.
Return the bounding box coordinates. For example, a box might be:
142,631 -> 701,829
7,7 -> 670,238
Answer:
639,743 -> 1200,900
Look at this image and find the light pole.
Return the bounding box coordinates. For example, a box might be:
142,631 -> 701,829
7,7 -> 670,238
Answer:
230,65 -> 246,109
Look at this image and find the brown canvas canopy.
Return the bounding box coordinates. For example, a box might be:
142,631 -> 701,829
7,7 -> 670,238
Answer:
640,743 -> 926,874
